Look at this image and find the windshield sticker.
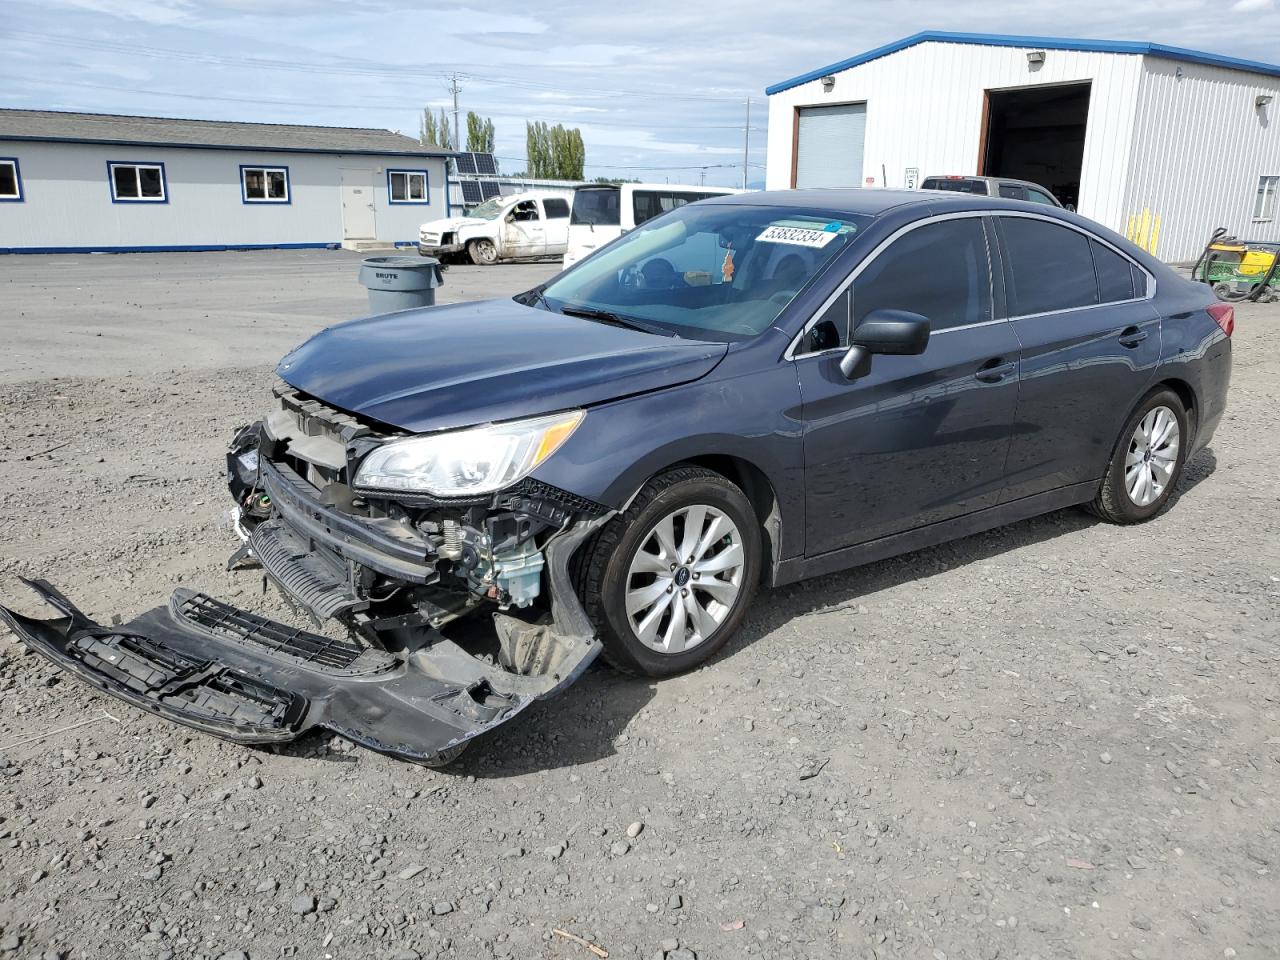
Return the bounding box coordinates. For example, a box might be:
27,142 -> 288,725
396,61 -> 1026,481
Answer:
757,225 -> 839,248
823,221 -> 842,232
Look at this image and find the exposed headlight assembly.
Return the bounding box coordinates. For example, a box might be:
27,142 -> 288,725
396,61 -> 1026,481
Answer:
353,410 -> 584,497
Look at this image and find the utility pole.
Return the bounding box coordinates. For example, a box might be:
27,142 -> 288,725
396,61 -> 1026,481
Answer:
446,74 -> 462,151
742,97 -> 751,190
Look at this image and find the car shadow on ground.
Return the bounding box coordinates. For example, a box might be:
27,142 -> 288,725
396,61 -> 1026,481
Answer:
440,449 -> 1220,778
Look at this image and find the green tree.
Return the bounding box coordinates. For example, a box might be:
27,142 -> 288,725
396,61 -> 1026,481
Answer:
436,108 -> 455,151
465,111 -> 496,153
419,108 -> 438,148
525,121 -> 585,179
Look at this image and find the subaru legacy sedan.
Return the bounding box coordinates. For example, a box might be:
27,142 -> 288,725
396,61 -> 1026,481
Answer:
2,190 -> 1232,766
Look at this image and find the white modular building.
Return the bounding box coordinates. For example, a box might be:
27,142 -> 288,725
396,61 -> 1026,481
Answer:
0,109 -> 455,254
764,32 -> 1280,261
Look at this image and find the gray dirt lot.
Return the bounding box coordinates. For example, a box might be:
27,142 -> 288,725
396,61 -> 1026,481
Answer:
1,249 -> 1278,960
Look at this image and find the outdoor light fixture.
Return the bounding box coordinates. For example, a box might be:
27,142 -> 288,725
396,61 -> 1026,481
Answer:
1257,93 -> 1275,109
1026,50 -> 1045,64
821,75 -> 836,92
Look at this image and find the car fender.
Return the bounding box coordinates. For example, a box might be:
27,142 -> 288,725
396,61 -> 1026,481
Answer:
527,340 -> 807,564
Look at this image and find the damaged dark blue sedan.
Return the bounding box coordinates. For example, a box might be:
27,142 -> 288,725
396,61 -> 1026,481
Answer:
1,190 -> 1232,765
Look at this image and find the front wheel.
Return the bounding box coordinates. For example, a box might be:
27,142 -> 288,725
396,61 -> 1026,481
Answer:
467,238 -> 499,265
1090,388 -> 1188,523
579,467 -> 761,678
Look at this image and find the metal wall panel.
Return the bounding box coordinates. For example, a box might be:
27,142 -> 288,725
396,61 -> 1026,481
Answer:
1123,58 -> 1280,261
0,142 -> 448,251
766,40 -> 1144,231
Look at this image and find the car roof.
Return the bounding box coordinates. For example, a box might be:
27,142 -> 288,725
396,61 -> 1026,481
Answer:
923,174 -> 1050,189
706,188 -> 939,216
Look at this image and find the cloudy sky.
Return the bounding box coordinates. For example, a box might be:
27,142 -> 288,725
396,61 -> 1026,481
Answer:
4,0 -> 1278,187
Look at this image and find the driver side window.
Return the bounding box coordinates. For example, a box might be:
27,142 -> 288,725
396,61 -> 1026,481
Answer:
511,200 -> 540,222
851,218 -> 992,332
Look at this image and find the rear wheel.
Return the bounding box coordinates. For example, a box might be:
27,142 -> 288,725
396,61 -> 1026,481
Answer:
468,239 -> 498,265
1090,388 -> 1188,523
579,467 -> 761,678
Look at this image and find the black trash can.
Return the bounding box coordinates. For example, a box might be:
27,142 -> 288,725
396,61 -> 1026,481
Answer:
358,256 -> 445,313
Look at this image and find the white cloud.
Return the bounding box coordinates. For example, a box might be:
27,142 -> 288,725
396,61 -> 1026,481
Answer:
9,0 -> 1280,185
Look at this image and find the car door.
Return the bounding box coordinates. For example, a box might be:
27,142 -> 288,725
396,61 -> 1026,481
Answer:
541,197 -> 571,254
794,214 -> 1022,556
502,199 -> 545,257
995,214 -> 1161,501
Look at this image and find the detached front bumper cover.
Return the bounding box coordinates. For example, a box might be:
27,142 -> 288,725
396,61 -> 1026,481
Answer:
1,521 -> 602,764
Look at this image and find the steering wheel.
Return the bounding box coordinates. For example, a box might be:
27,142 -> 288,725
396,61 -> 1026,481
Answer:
769,289 -> 799,306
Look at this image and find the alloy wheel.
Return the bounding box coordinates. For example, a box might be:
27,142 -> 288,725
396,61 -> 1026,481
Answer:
1125,404 -> 1180,507
625,504 -> 745,654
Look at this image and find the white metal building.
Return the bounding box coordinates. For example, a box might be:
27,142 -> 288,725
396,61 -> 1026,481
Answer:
765,32 -> 1280,261
0,110 -> 454,254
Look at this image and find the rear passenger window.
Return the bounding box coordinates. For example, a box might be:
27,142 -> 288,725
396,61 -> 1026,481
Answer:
1091,240 -> 1136,302
998,184 -> 1025,200
543,198 -> 570,219
1000,217 -> 1098,316
852,218 -> 992,333
1131,264 -> 1148,298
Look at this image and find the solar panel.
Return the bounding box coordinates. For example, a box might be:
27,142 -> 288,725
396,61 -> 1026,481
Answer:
473,153 -> 498,176
460,180 -> 484,204
480,180 -> 502,200
454,154 -> 477,175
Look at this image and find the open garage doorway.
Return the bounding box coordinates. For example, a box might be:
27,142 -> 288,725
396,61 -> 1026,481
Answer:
980,82 -> 1090,209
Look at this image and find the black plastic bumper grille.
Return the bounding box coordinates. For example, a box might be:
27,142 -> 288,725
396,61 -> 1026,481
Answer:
176,592 -> 368,670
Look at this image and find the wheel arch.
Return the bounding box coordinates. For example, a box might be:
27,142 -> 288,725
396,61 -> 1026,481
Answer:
1154,377 -> 1198,440
628,454 -> 783,586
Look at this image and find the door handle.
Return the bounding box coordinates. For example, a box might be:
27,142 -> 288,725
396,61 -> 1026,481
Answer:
974,359 -> 1016,383
1118,326 -> 1148,348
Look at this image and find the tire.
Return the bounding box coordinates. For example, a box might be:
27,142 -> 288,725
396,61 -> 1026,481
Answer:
578,466 -> 761,678
1089,388 -> 1188,524
467,239 -> 498,266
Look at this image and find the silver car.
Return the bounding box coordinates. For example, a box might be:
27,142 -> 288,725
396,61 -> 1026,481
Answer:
921,175 -> 1064,207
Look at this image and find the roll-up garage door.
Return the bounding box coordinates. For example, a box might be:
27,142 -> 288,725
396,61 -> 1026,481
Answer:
794,103 -> 866,188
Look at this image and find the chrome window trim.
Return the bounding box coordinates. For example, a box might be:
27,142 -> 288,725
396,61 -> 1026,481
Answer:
786,209 -> 1157,362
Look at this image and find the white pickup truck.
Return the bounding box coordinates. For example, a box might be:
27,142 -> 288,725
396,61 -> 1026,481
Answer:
418,190 -> 573,265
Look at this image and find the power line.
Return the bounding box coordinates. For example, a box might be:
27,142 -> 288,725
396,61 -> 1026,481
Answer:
6,29 -> 752,103
1,73 -> 769,131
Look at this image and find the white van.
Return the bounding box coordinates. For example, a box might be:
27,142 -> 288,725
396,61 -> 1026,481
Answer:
418,189 -> 574,265
563,183 -> 740,268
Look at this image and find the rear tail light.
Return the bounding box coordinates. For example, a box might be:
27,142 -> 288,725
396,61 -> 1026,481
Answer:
1207,303 -> 1234,337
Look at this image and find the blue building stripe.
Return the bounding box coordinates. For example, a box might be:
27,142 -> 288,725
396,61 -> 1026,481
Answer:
765,30 -> 1280,95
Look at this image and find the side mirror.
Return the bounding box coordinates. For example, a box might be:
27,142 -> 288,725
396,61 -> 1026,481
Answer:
838,309 -> 931,380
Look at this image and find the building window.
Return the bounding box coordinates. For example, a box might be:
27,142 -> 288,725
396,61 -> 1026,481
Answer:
108,162 -> 167,203
387,169 -> 429,204
0,158 -> 23,202
1254,175 -> 1279,221
241,165 -> 290,203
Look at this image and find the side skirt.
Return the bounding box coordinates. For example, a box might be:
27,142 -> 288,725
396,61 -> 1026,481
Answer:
773,481 -> 1098,587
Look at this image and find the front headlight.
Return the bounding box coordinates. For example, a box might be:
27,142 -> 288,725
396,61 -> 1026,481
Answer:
353,410 -> 584,497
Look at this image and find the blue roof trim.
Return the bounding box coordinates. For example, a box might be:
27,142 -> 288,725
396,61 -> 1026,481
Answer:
0,133 -> 458,158
764,30 -> 1280,94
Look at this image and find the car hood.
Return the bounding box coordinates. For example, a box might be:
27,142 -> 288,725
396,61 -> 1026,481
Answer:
276,299 -> 729,434
420,215 -> 484,234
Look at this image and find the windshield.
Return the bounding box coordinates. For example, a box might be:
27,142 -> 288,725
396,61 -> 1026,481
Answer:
465,197 -> 506,220
537,203 -> 870,341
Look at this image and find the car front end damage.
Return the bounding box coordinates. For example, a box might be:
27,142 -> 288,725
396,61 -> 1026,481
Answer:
0,383 -> 612,765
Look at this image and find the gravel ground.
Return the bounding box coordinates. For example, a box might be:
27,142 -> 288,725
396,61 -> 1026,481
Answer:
1,250 -> 1278,960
